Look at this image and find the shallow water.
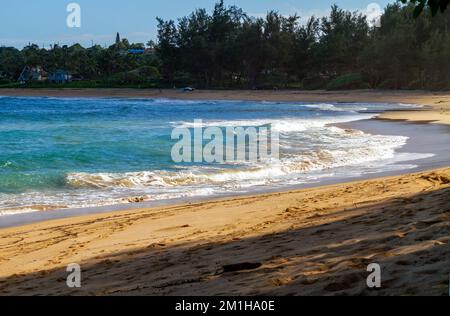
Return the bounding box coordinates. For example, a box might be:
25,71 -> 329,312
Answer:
0,96 -> 429,216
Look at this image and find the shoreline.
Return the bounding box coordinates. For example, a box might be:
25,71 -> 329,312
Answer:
0,90 -> 449,295
0,90 -> 449,227
0,88 -> 449,103
2,116 -> 450,229
0,166 -> 449,295
1,88 -> 449,125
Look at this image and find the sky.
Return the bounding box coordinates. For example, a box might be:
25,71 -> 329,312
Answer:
0,0 -> 393,49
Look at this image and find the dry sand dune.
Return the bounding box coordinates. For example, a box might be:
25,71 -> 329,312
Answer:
0,168 -> 449,296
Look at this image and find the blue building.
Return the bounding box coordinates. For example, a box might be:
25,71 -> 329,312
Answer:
128,48 -> 145,55
48,69 -> 72,84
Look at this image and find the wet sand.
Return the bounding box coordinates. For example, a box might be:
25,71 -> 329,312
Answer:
2,118 -> 450,230
0,167 -> 449,296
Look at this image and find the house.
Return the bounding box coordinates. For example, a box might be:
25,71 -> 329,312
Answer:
48,69 -> 72,84
18,66 -> 47,84
128,48 -> 145,55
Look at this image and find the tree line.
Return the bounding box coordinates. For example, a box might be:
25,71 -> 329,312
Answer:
0,35 -> 161,87
0,1 -> 449,90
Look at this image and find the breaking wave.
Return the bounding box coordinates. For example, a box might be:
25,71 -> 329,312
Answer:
0,98 -> 433,216
66,126 -> 414,190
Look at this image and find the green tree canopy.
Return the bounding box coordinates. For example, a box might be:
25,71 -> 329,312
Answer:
401,0 -> 449,17
1,1 -> 449,90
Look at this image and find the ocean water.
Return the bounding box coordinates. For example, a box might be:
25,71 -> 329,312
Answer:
0,96 -> 432,216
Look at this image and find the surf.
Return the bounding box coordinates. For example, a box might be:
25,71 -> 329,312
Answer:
0,97 -> 433,215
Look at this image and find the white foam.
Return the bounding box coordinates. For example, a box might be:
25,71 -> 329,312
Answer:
299,103 -> 368,112
0,208 -> 38,216
64,126 -> 412,190
174,114 -> 376,133
0,100 -> 434,216
0,161 -> 12,168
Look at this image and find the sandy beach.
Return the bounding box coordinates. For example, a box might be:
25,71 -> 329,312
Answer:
3,0 -> 450,298
0,167 -> 449,295
0,89 -> 449,296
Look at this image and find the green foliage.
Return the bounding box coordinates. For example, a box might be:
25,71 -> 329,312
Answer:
105,66 -> 161,85
153,1 -> 450,90
0,38 -> 161,87
302,74 -> 330,90
0,1 -> 449,90
400,0 -> 449,17
326,73 -> 368,90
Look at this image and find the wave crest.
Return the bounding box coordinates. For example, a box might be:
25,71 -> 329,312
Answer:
66,129 -> 411,190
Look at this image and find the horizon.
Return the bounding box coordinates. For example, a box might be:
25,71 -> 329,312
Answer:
0,0 -> 392,49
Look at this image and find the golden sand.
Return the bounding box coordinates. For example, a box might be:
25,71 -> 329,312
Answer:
0,168 -> 449,295
0,89 -> 449,295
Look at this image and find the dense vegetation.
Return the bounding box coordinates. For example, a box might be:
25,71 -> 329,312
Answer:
401,0 -> 449,17
0,1 -> 449,90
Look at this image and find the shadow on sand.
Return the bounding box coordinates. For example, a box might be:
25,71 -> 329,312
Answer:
0,187 -> 449,296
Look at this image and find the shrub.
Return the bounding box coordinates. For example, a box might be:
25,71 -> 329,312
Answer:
302,74 -> 330,90
326,73 -> 369,90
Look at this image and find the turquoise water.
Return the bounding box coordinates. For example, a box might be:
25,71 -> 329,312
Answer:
0,96 -> 430,215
